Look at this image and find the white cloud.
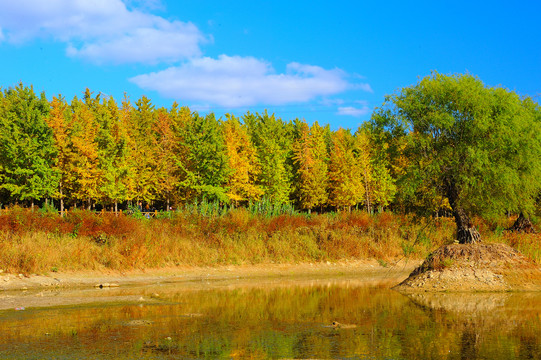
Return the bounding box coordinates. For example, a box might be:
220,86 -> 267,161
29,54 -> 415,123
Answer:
337,106 -> 371,117
0,0 -> 206,64
352,83 -> 373,93
125,0 -> 165,11
130,55 -> 354,107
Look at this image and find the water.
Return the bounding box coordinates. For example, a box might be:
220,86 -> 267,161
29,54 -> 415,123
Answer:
0,278 -> 540,359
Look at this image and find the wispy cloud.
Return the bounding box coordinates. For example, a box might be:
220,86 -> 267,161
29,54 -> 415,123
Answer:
130,55 -> 354,107
0,0 -> 206,64
337,106 -> 371,117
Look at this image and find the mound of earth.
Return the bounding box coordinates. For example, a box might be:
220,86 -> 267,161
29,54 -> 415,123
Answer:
394,243 -> 541,292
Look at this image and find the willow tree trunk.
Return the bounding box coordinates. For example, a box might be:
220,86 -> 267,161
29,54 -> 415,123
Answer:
454,207 -> 481,244
446,179 -> 481,244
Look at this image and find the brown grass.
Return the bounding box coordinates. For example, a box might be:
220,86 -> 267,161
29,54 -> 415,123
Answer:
0,208 -> 539,274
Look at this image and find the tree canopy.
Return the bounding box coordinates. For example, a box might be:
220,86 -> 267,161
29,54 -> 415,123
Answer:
371,72 -> 541,243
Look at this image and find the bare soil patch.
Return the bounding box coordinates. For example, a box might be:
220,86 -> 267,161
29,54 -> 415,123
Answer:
394,243 -> 541,292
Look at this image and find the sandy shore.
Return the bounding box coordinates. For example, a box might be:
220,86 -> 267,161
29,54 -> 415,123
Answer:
0,259 -> 419,310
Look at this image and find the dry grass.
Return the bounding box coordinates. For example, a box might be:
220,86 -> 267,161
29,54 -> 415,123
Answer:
0,208 -> 539,274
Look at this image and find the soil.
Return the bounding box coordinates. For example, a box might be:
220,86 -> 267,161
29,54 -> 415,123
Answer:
394,243 -> 541,292
0,259 -> 419,310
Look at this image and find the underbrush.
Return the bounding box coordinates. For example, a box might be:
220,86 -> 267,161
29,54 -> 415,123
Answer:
0,208 -> 538,274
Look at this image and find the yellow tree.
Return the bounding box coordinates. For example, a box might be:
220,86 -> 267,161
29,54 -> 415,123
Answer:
127,96 -> 159,204
69,97 -> 102,209
118,95 -> 138,204
292,120 -> 328,211
328,128 -> 364,211
46,95 -> 73,215
354,127 -> 396,213
153,106 -> 183,209
223,114 -> 263,204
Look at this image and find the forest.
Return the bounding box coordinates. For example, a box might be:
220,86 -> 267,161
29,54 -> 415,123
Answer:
0,73 -> 540,234
0,83 -> 395,213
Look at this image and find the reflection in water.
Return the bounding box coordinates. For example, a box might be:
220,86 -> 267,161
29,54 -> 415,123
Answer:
0,279 -> 540,359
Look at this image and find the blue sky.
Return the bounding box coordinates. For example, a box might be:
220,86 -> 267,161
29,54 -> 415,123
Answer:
0,0 -> 539,129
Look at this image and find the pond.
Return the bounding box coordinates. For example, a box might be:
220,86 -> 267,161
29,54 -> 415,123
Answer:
0,277 -> 540,359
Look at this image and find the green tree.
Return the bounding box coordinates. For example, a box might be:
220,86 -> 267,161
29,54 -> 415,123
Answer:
371,72 -> 541,243
91,94 -> 131,212
244,111 -> 294,204
178,113 -> 230,202
0,83 -> 58,208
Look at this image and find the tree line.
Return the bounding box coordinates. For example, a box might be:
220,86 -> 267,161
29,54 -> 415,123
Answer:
1,72 -> 540,244
0,83 -> 395,213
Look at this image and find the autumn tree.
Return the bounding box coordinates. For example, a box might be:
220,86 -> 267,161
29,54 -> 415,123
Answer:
354,127 -> 396,213
124,95 -> 159,205
292,120 -> 329,211
69,96 -> 102,209
89,94 -> 132,213
46,95 -> 74,214
328,128 -> 364,211
152,105 -> 187,210
222,114 -> 263,204
371,72 -> 541,243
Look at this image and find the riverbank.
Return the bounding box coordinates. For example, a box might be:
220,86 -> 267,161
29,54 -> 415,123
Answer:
0,260 -> 420,310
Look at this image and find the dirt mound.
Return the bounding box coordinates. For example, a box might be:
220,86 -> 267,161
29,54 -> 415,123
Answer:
394,243 -> 541,292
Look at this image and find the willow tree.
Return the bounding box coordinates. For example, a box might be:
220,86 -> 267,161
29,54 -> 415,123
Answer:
371,72 -> 541,244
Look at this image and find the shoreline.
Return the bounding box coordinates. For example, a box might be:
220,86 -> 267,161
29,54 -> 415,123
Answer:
0,259 -> 420,310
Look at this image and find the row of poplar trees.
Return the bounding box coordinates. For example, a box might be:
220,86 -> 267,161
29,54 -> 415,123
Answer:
0,83 -> 395,213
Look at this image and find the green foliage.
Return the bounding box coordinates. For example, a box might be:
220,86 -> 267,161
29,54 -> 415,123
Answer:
371,72 -> 541,220
244,111 -> 294,204
39,202 -> 58,215
0,83 -> 59,203
248,197 -> 297,217
178,113 -> 231,203
1,78 -> 538,221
